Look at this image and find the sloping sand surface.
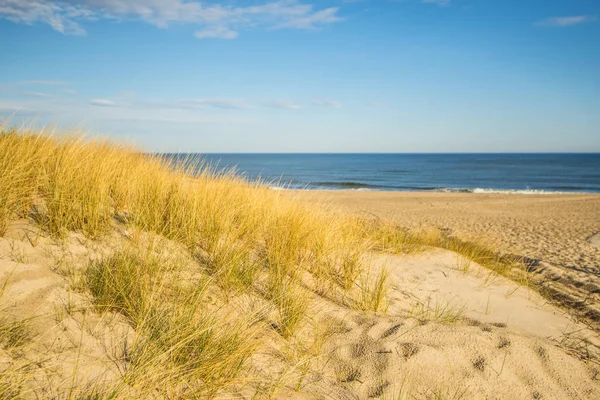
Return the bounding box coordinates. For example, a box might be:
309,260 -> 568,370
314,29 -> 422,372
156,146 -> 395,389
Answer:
2,221 -> 599,399
381,249 -> 585,340
0,221 -> 133,396
300,250 -> 599,399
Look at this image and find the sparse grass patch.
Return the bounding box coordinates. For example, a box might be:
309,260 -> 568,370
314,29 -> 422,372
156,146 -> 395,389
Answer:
435,236 -> 520,279
427,385 -> 469,400
85,250 -> 167,325
353,268 -> 389,313
270,280 -> 310,339
125,302 -> 257,396
0,316 -> 31,349
383,380 -> 413,400
558,328 -> 600,366
371,222 -> 427,255
0,362 -> 32,399
409,296 -> 467,325
201,237 -> 260,294
338,249 -> 366,291
84,249 -> 258,396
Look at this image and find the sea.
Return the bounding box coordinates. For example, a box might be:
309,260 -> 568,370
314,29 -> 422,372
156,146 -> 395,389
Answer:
170,153 -> 600,194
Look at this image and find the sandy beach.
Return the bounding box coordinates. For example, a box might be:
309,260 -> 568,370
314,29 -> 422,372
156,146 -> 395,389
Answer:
290,191 -> 600,269
291,191 -> 600,325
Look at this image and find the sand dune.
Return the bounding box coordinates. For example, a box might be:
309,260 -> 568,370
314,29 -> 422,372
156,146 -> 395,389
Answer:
297,250 -> 600,399
382,249 -> 582,340
2,220 -> 599,399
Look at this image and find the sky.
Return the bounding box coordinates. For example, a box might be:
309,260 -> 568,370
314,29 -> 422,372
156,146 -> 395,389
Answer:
0,0 -> 599,153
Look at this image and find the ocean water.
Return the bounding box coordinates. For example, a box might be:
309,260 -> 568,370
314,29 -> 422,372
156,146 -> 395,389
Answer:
170,153 -> 600,194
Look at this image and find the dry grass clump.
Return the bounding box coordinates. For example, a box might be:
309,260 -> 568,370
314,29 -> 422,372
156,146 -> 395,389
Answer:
0,316 -> 31,349
0,363 -> 32,400
409,297 -> 467,325
0,128 -> 51,235
368,219 -> 527,284
369,222 -> 428,255
85,248 -> 258,397
353,268 -> 390,312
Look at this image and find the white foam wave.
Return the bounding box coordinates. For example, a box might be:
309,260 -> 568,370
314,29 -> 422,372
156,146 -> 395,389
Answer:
471,188 -> 582,195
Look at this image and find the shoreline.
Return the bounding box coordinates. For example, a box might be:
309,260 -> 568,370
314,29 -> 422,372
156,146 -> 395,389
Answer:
268,186 -> 600,195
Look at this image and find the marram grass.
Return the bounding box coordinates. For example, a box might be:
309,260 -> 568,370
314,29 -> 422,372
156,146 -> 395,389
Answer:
0,125 -> 395,397
0,124 -> 531,398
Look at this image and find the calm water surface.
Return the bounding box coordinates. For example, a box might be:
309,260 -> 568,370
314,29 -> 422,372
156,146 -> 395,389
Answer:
166,154 -> 600,193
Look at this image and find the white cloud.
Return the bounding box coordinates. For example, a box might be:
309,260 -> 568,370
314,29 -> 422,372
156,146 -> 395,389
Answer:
89,98 -> 117,107
536,15 -> 596,28
276,7 -> 340,29
421,0 -> 450,6
312,98 -> 341,108
195,25 -> 238,39
0,0 -> 342,39
62,88 -> 77,95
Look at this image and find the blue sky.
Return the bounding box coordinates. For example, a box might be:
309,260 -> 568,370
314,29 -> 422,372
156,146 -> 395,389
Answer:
0,0 -> 599,152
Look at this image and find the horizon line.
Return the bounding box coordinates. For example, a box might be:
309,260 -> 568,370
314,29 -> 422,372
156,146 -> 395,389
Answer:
152,151 -> 600,155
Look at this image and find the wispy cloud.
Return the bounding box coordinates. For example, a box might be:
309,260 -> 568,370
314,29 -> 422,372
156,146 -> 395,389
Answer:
177,98 -> 250,110
0,102 -> 31,114
0,97 -> 250,125
0,0 -> 342,39
260,99 -> 303,110
0,82 -> 62,98
89,98 -> 118,107
177,98 -> 303,111
312,99 -> 341,108
536,15 -> 596,28
16,80 -> 68,85
86,95 -> 312,111
421,0 -> 451,6
11,90 -> 340,114
20,91 -> 54,98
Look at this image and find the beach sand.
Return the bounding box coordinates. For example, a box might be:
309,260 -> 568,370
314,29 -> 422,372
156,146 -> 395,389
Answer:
290,191 -> 600,326
2,220 -> 599,399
